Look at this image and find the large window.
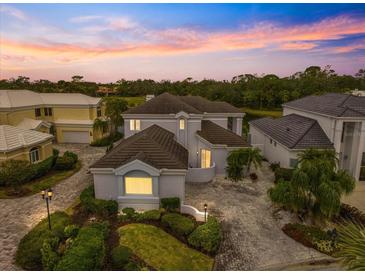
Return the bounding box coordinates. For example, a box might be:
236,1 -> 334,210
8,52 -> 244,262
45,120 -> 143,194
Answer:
130,119 -> 141,131
44,107 -> 53,116
29,147 -> 40,163
179,119 -> 185,130
125,177 -> 153,195
97,107 -> 102,117
35,108 -> 41,117
201,149 -> 211,168
289,158 -> 298,168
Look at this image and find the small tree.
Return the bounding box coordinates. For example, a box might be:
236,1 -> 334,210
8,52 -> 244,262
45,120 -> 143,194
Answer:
226,147 -> 262,181
93,118 -> 109,135
104,97 -> 128,133
268,148 -> 355,220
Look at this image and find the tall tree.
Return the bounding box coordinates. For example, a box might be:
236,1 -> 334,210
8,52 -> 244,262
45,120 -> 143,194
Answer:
104,97 -> 128,133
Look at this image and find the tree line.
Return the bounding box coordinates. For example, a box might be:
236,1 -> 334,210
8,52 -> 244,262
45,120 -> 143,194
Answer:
1,66 -> 365,109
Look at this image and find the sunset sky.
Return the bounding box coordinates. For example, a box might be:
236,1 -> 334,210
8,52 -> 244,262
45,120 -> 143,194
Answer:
1,3 -> 365,82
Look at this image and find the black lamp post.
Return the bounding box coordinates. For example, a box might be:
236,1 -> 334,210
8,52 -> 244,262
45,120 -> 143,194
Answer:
41,188 -> 53,230
204,203 -> 208,222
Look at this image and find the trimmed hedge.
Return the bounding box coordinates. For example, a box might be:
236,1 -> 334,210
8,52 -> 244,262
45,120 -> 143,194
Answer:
63,151 -> 78,163
15,211 -> 71,270
160,197 -> 180,212
64,224 -> 80,238
54,151 -> 78,171
80,186 -> 119,217
55,222 -> 109,271
161,213 -> 195,237
91,132 -> 123,147
111,245 -> 132,270
274,167 -> 294,183
136,209 -> 161,222
188,216 -> 222,254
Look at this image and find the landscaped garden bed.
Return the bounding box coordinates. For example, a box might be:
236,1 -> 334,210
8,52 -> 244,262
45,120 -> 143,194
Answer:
0,150 -> 80,198
15,185 -> 221,271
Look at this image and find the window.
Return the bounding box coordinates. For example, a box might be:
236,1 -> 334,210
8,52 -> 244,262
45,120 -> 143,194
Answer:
97,107 -> 102,117
179,119 -> 185,130
29,147 -> 40,163
130,120 -> 141,131
125,177 -> 153,195
35,108 -> 41,117
201,149 -> 211,168
228,117 -> 233,131
44,107 -> 52,116
289,158 -> 298,168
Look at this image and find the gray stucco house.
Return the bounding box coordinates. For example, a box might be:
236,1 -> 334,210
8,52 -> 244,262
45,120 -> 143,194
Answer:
90,93 -> 249,210
249,93 -> 365,181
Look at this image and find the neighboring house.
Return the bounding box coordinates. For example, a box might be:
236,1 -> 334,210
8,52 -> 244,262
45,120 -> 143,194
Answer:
90,92 -> 248,209
0,89 -> 107,144
249,93 -> 365,181
0,125 -> 53,163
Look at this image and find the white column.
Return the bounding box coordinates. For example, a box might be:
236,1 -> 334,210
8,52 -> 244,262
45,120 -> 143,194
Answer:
354,122 -> 365,181
236,118 -> 243,136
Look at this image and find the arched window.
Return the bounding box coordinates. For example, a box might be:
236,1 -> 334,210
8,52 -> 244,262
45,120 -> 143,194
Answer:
29,147 -> 40,163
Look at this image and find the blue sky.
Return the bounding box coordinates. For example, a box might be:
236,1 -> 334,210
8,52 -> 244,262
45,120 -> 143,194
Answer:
1,3 -> 365,82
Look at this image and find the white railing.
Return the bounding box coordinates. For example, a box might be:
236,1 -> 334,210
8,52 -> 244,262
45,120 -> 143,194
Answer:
186,162 -> 216,183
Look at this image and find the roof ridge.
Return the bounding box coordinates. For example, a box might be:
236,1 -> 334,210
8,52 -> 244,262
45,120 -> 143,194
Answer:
290,119 -> 317,149
170,94 -> 202,114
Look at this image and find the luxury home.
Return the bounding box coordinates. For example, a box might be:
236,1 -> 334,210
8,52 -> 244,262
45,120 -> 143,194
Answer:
0,89 -> 106,144
90,93 -> 249,210
249,93 -> 365,181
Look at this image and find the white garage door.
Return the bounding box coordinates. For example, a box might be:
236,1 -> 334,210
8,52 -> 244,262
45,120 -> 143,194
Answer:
63,131 -> 89,143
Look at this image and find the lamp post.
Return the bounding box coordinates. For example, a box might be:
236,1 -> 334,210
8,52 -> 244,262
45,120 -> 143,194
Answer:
204,203 -> 208,222
41,188 -> 53,230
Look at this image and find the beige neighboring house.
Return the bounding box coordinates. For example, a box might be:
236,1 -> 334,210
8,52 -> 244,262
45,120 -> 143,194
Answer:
0,125 -> 54,163
0,89 -> 108,144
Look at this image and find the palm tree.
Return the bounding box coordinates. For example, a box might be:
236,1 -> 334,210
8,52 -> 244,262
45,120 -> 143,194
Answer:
246,147 -> 263,174
268,148 -> 355,219
336,222 -> 365,270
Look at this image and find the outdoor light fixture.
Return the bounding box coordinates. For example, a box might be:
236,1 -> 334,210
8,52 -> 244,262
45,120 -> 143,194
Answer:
204,203 -> 208,222
41,188 -> 53,230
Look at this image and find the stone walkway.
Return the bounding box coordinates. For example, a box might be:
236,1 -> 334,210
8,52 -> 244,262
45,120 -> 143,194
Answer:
185,162 -> 330,271
0,144 -> 105,270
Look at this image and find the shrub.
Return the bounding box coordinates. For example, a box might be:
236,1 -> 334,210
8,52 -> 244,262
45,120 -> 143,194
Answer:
63,151 -> 78,163
91,132 -> 123,147
80,186 -> 118,217
16,211 -> 71,270
161,213 -> 195,237
137,210 -> 161,222
64,224 -> 80,238
0,160 -> 35,188
188,216 -> 222,254
122,207 -> 136,218
269,162 -> 280,172
274,167 -> 294,183
333,203 -> 365,226
32,156 -> 55,179
111,246 -> 132,270
41,239 -> 60,270
55,222 -> 109,270
124,261 -> 140,271
160,197 -> 180,212
54,156 -> 75,170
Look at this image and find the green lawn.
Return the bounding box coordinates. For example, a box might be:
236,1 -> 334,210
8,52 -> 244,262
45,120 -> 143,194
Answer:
121,96 -> 145,107
241,107 -> 283,118
118,223 -> 214,271
0,161 -> 81,199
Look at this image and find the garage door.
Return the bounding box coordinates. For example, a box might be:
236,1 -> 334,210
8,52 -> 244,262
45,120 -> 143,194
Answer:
62,131 -> 89,143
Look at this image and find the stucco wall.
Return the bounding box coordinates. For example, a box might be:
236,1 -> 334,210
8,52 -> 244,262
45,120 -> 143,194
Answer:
159,174 -> 185,202
0,141 -> 53,163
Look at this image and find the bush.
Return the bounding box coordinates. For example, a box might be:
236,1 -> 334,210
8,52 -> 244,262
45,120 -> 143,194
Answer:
161,213 -> 195,237
333,203 -> 365,226
111,246 -> 132,270
160,197 -> 180,212
64,224 -> 80,238
122,207 -> 136,219
80,186 -> 118,217
274,167 -> 294,183
0,160 -> 35,188
41,239 -> 60,270
91,132 -> 123,147
16,211 -> 71,270
54,156 -> 75,170
63,151 -> 78,163
55,222 -> 109,270
32,155 -> 55,179
188,216 -> 222,254
269,162 -> 280,172
136,210 -> 161,222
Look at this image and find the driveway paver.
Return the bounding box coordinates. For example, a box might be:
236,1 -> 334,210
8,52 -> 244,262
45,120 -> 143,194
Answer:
185,162 -> 329,270
0,144 -> 105,270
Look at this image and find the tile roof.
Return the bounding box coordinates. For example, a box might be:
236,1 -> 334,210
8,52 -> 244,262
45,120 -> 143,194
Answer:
123,92 -> 242,115
16,118 -> 51,130
90,124 -> 188,170
0,125 -> 53,152
250,114 -> 334,150
0,90 -> 100,108
283,93 -> 365,118
197,120 -> 249,147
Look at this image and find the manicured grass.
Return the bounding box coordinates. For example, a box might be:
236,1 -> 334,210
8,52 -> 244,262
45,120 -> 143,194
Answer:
241,107 -> 283,118
118,223 -> 214,271
0,161 -> 81,199
121,96 -> 145,107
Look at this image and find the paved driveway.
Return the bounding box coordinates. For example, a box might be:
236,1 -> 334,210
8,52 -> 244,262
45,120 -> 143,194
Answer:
0,144 -> 105,270
185,162 -> 329,270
